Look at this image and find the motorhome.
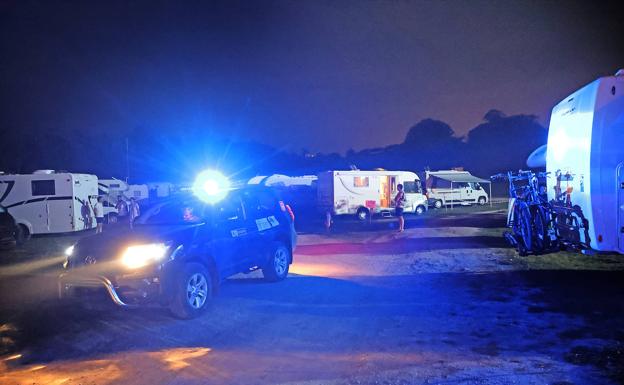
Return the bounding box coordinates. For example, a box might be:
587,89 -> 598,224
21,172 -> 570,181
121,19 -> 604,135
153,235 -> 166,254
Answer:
317,170 -> 428,220
98,179 -> 150,220
248,174 -> 317,187
544,69 -> 624,254
147,182 -> 175,198
425,170 -> 490,208
0,171 -> 98,239
99,179 -> 149,201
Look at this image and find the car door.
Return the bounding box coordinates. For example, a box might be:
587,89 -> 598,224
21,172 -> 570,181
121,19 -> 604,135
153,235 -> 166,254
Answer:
209,194 -> 253,277
240,189 -> 280,267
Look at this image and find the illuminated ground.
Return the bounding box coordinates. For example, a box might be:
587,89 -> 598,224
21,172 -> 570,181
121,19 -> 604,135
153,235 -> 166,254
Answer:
1,208 -> 623,384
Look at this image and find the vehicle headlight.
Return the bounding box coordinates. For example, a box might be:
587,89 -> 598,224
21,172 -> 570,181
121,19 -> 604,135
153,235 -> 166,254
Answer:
121,243 -> 169,269
65,245 -> 75,256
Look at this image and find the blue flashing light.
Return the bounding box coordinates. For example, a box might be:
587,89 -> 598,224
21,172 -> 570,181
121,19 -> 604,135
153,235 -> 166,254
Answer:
192,169 -> 231,204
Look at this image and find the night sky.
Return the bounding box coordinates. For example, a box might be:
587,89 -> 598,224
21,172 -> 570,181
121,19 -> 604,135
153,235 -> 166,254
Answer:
1,0 -> 623,153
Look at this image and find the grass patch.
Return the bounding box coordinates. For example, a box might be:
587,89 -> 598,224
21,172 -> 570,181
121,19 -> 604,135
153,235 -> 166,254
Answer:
515,251 -> 624,271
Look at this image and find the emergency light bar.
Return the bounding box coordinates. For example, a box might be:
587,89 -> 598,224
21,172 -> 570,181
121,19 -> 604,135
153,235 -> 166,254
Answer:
192,169 -> 231,204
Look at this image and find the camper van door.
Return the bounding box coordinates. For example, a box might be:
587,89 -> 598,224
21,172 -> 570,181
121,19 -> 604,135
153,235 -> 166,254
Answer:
461,183 -> 474,203
618,163 -> 624,253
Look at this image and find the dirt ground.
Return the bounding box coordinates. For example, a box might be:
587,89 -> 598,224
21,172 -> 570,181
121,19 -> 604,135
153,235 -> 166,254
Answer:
0,206 -> 623,385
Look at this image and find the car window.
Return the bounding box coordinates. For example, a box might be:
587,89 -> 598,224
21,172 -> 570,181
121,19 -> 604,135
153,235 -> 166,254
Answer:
137,199 -> 210,225
241,189 -> 277,217
215,196 -> 245,222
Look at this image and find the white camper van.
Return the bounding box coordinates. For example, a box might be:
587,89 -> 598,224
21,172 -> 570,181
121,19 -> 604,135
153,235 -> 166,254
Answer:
425,170 -> 490,208
0,171 -> 98,239
545,69 -> 624,254
318,170 -> 428,220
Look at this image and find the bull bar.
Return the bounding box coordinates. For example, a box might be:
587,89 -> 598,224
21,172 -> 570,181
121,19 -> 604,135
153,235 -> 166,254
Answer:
58,273 -> 133,307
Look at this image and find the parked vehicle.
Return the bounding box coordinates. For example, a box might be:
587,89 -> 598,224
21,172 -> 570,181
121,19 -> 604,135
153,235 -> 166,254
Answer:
425,170 -> 490,208
0,205 -> 18,249
543,69 -> 624,254
147,182 -> 175,198
0,171 -> 98,239
59,186 -> 297,319
98,178 -> 150,222
248,174 -> 317,187
317,170 -> 428,220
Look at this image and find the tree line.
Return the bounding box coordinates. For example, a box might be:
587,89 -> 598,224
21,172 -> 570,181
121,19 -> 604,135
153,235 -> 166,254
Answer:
0,109 -> 547,183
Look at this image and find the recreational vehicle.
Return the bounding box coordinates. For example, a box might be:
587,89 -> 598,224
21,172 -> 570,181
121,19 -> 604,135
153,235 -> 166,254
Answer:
98,179 -> 149,201
248,174 -> 318,187
98,179 -> 150,221
147,182 -> 175,198
425,170 -> 491,208
544,69 -> 624,254
0,171 -> 98,239
317,170 -> 428,220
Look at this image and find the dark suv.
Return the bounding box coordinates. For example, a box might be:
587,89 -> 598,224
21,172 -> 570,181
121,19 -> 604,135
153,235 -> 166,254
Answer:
59,186 -> 297,318
0,205 -> 17,250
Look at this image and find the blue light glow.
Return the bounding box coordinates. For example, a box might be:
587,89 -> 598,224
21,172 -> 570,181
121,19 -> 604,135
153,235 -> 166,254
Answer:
192,169 -> 231,204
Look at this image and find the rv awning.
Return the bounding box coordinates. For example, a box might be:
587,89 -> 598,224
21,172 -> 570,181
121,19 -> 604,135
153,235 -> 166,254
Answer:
428,173 -> 490,184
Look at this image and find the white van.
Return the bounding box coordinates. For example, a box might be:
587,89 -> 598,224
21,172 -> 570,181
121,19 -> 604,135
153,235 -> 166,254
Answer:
0,171 -> 98,239
425,170 -> 490,208
317,170 -> 428,220
544,69 -> 624,253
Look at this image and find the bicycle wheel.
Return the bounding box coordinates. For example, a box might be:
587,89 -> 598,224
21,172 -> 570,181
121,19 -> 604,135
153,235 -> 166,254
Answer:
514,203 -> 533,255
530,205 -> 549,253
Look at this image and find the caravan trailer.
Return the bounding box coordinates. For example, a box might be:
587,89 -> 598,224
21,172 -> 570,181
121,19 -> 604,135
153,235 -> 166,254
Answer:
545,69 -> 624,254
0,171 -> 98,238
318,170 -> 428,220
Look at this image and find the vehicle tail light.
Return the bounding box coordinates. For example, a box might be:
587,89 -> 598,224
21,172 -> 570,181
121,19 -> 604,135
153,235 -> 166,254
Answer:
285,204 -> 295,222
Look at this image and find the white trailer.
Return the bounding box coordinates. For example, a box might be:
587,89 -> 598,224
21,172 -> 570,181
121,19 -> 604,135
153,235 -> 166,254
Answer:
545,69 -> 624,253
147,182 -> 175,198
98,179 -> 149,201
317,170 -> 428,220
425,170 -> 491,209
248,174 -> 318,187
0,171 -> 98,238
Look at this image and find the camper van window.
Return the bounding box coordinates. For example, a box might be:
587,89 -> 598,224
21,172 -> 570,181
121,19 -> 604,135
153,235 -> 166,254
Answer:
403,181 -> 421,194
354,177 -> 369,188
31,180 -> 55,196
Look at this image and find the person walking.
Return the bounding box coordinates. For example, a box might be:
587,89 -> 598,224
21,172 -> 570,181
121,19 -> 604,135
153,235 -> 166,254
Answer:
129,197 -> 140,229
115,195 -> 128,224
394,184 -> 406,232
94,196 -> 105,234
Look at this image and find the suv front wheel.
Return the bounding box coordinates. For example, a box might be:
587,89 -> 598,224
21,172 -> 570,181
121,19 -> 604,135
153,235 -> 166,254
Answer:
169,262 -> 212,319
262,242 -> 290,282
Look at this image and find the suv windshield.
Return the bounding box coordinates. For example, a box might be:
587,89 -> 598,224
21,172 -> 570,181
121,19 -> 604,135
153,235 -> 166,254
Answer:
136,199 -> 211,225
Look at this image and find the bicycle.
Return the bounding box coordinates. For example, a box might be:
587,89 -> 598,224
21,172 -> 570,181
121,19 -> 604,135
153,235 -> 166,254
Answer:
491,170 -> 557,255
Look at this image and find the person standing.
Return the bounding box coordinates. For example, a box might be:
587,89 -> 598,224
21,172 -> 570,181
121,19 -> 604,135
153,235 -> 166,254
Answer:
115,195 -> 128,224
394,184 -> 406,232
94,196 -> 105,234
129,197 -> 140,229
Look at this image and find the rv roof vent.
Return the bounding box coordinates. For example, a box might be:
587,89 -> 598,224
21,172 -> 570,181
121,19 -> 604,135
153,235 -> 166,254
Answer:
616,69 -> 624,77
33,169 -> 55,174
